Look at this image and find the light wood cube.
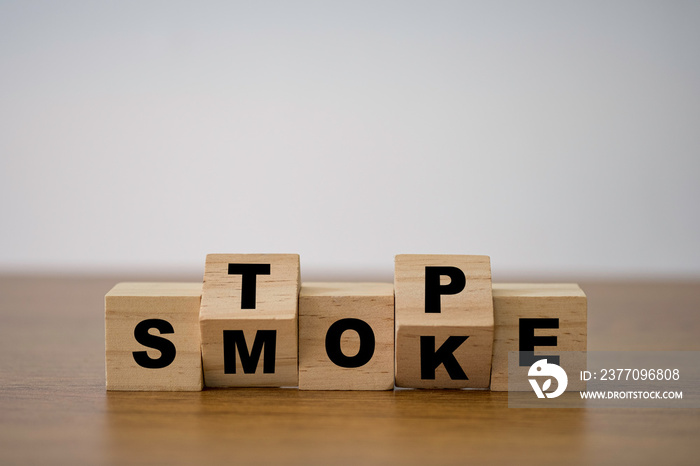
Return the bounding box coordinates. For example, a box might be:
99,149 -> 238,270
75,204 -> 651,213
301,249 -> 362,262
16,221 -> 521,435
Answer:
299,282 -> 394,390
105,282 -> 203,391
200,254 -> 300,387
489,283 -> 587,391
394,254 -> 494,389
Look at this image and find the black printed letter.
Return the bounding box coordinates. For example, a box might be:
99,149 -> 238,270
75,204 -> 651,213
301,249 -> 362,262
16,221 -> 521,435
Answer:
519,318 -> 559,366
325,318 -> 375,368
420,335 -> 469,380
223,330 -> 276,374
228,263 -> 271,309
132,319 -> 176,369
424,266 -> 466,313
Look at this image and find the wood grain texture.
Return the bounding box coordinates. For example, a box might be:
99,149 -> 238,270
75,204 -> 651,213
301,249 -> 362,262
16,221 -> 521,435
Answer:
490,283 -> 587,391
0,275 -> 698,465
394,254 -> 494,388
200,254 -> 300,387
298,282 -> 394,390
105,282 -> 203,391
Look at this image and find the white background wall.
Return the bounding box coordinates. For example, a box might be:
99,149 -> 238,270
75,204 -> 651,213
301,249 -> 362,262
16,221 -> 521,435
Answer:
1,1 -> 699,279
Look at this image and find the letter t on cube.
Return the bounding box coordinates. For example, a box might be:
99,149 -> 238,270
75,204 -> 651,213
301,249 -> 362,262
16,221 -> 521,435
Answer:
394,254 -> 494,388
200,254 -> 300,387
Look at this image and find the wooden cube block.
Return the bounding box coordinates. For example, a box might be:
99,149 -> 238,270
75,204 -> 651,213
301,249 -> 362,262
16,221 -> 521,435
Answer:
105,282 -> 203,391
200,254 -> 300,387
394,254 -> 494,388
489,283 -> 587,391
298,282 -> 394,390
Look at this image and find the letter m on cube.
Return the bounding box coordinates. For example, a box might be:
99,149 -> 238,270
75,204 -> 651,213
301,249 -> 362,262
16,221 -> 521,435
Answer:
199,254 -> 300,387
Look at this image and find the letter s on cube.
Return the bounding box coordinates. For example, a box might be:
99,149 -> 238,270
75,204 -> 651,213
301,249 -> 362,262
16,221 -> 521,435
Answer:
105,282 -> 203,391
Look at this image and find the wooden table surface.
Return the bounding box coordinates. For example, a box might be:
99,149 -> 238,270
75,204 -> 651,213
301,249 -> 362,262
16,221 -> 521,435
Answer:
0,275 -> 698,465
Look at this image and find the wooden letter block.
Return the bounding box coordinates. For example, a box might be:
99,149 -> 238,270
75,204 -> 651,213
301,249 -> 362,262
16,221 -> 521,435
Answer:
200,254 -> 300,387
394,254 -> 494,388
105,282 -> 203,391
298,282 -> 394,390
489,283 -> 587,391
